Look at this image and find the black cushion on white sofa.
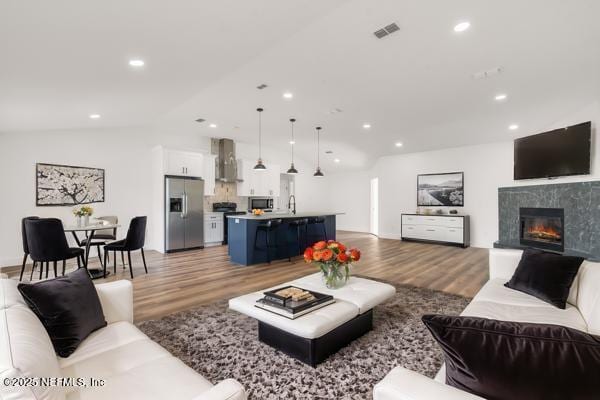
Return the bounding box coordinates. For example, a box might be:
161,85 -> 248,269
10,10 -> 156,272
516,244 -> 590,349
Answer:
17,268 -> 107,357
505,248 -> 583,309
422,314 -> 600,400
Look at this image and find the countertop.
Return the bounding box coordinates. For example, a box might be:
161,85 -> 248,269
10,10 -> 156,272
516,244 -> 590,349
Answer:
226,212 -> 345,220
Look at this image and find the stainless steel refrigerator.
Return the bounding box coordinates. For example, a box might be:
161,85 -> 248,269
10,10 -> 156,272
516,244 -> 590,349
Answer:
165,176 -> 204,252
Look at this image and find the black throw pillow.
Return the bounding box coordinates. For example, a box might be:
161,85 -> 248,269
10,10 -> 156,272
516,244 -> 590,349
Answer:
422,314 -> 600,400
505,248 -> 583,309
18,268 -> 107,357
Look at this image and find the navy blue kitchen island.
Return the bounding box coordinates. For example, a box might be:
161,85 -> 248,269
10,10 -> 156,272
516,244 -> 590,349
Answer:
227,213 -> 341,266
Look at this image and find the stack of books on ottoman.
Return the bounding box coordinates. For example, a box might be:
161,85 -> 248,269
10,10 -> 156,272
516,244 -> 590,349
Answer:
255,286 -> 335,319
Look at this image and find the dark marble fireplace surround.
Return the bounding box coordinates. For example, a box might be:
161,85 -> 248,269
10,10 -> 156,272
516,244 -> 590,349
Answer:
498,181 -> 600,261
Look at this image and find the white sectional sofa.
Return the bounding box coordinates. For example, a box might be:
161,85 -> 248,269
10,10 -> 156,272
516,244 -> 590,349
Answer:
0,278 -> 246,400
374,248 -> 600,400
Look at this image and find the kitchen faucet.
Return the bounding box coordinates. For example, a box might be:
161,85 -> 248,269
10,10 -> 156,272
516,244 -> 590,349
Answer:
288,194 -> 296,215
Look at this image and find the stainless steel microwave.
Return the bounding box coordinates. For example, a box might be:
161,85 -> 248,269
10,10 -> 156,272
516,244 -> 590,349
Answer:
249,198 -> 273,210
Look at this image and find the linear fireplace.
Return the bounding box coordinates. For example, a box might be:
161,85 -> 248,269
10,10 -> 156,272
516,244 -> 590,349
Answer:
519,207 -> 564,252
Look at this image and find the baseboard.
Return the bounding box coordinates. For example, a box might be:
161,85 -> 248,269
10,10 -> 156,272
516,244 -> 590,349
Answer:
0,257 -> 23,271
377,232 -> 403,240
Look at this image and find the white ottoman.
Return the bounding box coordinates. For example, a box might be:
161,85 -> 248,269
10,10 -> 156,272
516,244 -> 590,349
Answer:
229,273 -> 396,366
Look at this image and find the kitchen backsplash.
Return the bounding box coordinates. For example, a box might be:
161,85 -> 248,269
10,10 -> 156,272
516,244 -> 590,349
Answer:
204,182 -> 247,211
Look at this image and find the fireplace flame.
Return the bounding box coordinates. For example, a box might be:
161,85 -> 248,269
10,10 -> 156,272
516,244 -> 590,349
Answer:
527,224 -> 561,240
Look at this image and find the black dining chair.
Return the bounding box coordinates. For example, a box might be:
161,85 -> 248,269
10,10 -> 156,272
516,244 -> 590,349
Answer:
103,216 -> 147,279
19,216 -> 39,281
25,218 -> 84,280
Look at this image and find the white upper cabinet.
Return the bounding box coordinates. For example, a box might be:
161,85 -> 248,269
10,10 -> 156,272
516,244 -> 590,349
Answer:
236,159 -> 254,196
203,154 -> 216,196
162,149 -> 217,196
164,149 -> 204,177
236,159 -> 280,197
267,167 -> 280,197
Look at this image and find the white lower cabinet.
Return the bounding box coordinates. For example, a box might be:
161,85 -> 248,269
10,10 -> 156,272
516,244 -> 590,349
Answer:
401,214 -> 469,247
204,213 -> 224,245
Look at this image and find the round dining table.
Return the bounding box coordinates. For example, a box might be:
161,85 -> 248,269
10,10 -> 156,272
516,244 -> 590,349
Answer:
63,222 -> 121,280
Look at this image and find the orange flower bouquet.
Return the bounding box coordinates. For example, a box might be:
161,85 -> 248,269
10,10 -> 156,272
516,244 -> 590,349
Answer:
304,240 -> 361,289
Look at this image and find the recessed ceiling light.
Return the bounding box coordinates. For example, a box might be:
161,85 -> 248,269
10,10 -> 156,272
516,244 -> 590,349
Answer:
334,158 -> 340,163
509,124 -> 519,130
395,142 -> 403,147
128,59 -> 145,67
89,114 -> 101,119
495,94 -> 508,101
363,123 -> 371,129
283,92 -> 293,99
289,140 -> 296,145
453,21 -> 471,32
209,123 -> 217,128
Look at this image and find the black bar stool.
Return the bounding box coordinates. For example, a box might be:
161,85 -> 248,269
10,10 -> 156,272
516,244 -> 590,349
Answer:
287,218 -> 308,261
254,219 -> 283,264
307,216 -> 328,244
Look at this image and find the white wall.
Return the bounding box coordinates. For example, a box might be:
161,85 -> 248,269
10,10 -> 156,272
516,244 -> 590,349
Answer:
328,101 -> 600,248
2,102 -> 597,265
372,142 -> 513,246
315,171 -> 371,233
0,127 -> 325,267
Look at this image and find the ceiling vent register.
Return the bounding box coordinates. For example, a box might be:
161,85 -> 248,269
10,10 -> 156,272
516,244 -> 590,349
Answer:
374,23 -> 400,39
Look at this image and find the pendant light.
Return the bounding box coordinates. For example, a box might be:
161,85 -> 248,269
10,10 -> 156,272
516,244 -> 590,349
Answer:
287,118 -> 299,174
313,126 -> 324,177
253,107 -> 267,171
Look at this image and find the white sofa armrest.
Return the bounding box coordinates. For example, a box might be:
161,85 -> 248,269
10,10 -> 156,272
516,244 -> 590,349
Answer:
192,379 -> 247,400
94,280 -> 133,324
373,367 -> 484,400
489,248 -> 523,280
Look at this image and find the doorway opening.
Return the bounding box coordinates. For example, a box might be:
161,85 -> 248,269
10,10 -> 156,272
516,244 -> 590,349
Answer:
370,178 -> 379,236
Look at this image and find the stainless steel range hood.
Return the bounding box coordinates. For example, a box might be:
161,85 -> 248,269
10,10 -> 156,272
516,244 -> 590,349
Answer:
211,138 -> 241,182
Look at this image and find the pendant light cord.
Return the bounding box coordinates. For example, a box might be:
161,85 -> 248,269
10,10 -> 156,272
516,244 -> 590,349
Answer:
291,118 -> 295,164
258,108 -> 262,160
316,127 -> 321,168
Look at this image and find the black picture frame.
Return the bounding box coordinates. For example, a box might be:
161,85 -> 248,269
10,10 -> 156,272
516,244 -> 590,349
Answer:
417,172 -> 464,207
36,163 -> 105,206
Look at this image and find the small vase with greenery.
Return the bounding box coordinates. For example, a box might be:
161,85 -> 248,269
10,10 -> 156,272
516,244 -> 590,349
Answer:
73,205 -> 94,226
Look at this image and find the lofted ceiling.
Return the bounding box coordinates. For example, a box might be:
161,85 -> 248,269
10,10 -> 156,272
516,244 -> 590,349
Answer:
1,0 -> 600,171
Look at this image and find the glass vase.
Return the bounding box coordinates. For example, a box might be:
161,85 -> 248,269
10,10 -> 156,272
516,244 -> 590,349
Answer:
321,263 -> 350,289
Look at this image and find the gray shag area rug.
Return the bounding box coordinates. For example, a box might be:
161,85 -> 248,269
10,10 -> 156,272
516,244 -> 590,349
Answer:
137,281 -> 470,400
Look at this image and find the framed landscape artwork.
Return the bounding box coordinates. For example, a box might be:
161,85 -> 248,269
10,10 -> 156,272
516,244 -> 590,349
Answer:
36,163 -> 105,206
417,172 -> 464,207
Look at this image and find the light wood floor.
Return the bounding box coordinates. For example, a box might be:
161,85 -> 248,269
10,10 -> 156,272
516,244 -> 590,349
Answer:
7,231 -> 489,322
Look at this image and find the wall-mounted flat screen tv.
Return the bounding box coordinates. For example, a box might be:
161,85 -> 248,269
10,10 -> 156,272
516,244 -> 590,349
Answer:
514,121 -> 592,180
